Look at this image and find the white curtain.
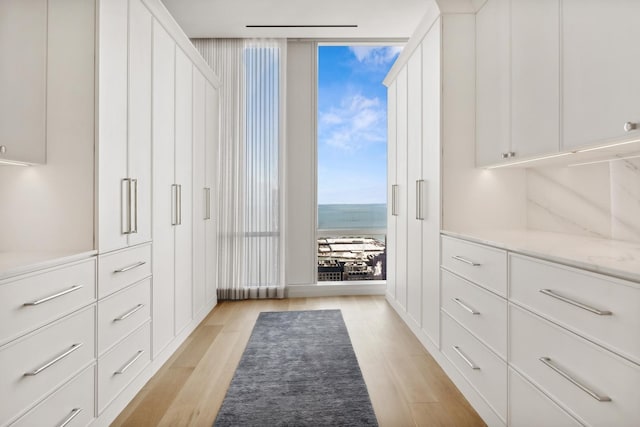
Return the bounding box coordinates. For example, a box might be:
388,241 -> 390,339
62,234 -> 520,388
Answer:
192,38 -> 286,300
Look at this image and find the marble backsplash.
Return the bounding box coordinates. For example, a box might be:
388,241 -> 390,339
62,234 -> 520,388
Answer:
527,158 -> 640,243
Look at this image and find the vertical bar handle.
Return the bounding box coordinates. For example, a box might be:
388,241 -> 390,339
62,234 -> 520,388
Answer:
416,180 -> 425,220
131,178 -> 138,234
392,185 -> 399,216
204,187 -> 211,220
177,184 -> 182,225
171,184 -> 178,226
122,178 -> 132,234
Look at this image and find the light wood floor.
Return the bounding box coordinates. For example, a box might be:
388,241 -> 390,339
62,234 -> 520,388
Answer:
112,296 -> 486,427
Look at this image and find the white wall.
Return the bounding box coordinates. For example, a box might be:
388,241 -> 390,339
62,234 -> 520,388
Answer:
0,0 -> 95,252
285,41 -> 317,285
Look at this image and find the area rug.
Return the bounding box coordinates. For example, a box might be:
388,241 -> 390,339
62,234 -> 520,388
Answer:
214,309 -> 379,426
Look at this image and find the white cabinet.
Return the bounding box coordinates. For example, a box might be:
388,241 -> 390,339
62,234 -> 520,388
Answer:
0,0 -> 47,165
152,21 -> 177,357
174,48 -> 194,335
395,68 -> 409,311
205,83 -> 219,305
386,82 -> 398,300
562,0 -> 640,149
475,0 -> 510,166
406,48 -> 423,327
98,0 -> 152,253
511,0 -> 559,159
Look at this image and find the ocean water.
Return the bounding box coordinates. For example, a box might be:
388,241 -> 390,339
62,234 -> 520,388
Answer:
318,204 -> 387,230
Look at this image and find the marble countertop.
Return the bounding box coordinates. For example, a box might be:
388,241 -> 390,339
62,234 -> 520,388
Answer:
0,250 -> 97,281
441,229 -> 640,284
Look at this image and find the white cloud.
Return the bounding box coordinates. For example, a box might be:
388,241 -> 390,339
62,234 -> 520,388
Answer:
319,93 -> 386,152
348,46 -> 403,65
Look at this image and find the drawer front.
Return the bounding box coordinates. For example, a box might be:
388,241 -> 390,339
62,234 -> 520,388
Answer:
509,367 -> 582,427
510,253 -> 640,365
441,236 -> 507,296
510,304 -> 640,427
441,312 -> 507,422
12,364 -> 96,427
0,306 -> 95,424
98,322 -> 150,413
441,269 -> 507,359
98,278 -> 151,355
98,244 -> 151,299
0,259 -> 96,346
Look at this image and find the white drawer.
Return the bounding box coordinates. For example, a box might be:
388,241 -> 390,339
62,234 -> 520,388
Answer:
441,311 -> 507,422
12,364 -> 96,427
509,367 -> 582,427
510,253 -> 640,365
0,258 -> 96,346
441,269 -> 507,359
98,278 -> 150,355
98,244 -> 151,299
509,304 -> 640,427
98,322 -> 150,413
0,306 -> 95,424
441,236 -> 507,296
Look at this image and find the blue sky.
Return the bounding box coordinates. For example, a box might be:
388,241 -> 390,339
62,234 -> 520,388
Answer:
317,45 -> 402,205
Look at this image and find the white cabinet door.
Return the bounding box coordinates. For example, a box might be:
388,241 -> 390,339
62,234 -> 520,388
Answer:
152,21 -> 176,357
386,81 -> 397,299
98,0 -> 129,252
128,0 -> 152,246
0,0 -> 47,164
395,67 -> 409,311
205,82 -> 219,305
475,0 -> 510,166
421,24 -> 441,347
192,70 -> 207,317
511,0 -> 559,159
174,48 -> 193,334
406,50 -> 422,327
563,0 -> 640,149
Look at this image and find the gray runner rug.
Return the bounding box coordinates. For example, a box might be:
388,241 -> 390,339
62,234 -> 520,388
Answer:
214,309 -> 379,426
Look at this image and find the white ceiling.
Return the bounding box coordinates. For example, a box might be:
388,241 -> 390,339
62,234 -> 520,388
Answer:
161,0 -> 430,39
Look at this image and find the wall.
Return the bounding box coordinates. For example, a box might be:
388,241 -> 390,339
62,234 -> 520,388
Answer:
0,0 -> 95,252
285,41 -> 317,286
527,158 -> 640,243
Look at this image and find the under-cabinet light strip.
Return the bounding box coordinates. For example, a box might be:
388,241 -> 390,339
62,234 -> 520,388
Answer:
0,159 -> 31,167
568,154 -> 640,168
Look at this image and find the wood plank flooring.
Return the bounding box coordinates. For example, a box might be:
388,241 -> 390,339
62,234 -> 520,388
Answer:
112,296 -> 486,427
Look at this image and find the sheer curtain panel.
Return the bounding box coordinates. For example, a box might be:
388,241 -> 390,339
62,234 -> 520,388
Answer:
192,38 -> 286,300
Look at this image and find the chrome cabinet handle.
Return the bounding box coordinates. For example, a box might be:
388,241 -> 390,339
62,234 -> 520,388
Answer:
58,408 -> 83,427
24,344 -> 82,376
114,304 -> 145,321
539,357 -> 611,402
204,187 -> 211,220
113,261 -> 146,274
122,179 -> 131,234
539,289 -> 612,316
171,184 -> 178,226
452,298 -> 480,315
624,122 -> 637,132
452,346 -> 480,370
416,180 -> 425,220
451,255 -> 481,266
115,350 -> 145,375
177,184 -> 182,225
391,185 -> 399,216
24,285 -> 83,306
131,178 -> 138,234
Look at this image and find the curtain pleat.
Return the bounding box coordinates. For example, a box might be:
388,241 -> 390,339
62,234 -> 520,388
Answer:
192,38 -> 285,300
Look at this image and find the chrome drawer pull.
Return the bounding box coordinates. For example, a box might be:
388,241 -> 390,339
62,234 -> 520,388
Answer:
23,285 -> 83,306
452,345 -> 480,370
539,357 -> 611,402
58,408 -> 82,427
24,344 -> 83,376
114,304 -> 145,321
539,289 -> 612,316
113,261 -> 146,274
115,350 -> 145,375
452,298 -> 480,315
451,255 -> 481,266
